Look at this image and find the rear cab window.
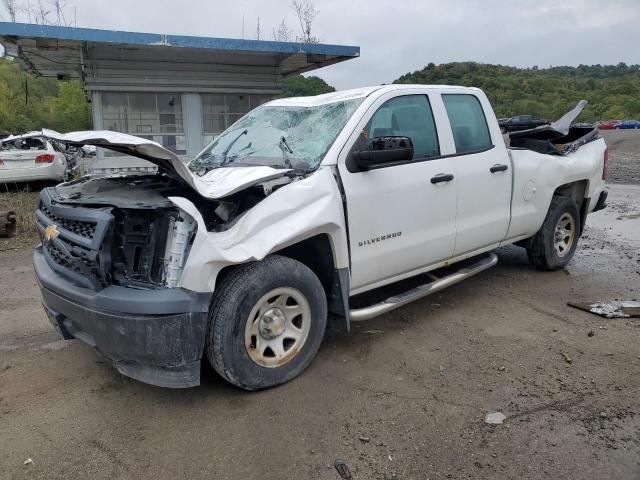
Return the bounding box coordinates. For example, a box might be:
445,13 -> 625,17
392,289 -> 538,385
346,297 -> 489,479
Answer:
1,137 -> 48,151
365,95 -> 440,160
442,94 -> 493,154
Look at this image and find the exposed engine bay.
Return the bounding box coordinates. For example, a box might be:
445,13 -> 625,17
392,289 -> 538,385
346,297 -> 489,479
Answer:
37,172 -> 295,291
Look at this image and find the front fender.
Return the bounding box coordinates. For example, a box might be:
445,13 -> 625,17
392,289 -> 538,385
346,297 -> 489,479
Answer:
170,167 -> 349,293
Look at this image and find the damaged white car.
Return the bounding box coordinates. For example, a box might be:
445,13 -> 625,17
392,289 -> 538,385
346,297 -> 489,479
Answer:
0,131 -> 78,184
33,85 -> 608,389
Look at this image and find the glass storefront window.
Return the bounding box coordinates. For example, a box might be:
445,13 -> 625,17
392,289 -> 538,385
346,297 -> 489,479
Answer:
100,92 -> 185,154
201,93 -> 273,144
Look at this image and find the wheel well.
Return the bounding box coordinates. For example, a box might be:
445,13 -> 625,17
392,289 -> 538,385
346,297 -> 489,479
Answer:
553,180 -> 589,234
214,234 -> 345,315
274,234 -> 337,304
553,180 -> 588,207
516,180 -> 590,249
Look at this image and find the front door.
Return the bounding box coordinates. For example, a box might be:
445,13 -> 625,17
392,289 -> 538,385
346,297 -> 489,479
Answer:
338,93 -> 458,292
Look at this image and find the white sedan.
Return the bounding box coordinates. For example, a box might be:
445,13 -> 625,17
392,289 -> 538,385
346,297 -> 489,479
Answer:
0,133 -> 69,183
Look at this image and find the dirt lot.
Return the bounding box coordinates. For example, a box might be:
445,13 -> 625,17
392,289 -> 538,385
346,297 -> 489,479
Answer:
602,129 -> 640,184
1,133 -> 639,480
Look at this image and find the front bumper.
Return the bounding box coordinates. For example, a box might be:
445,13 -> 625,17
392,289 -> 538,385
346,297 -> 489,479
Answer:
34,247 -> 211,388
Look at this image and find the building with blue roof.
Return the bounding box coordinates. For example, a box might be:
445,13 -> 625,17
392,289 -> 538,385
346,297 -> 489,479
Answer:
0,22 -> 359,172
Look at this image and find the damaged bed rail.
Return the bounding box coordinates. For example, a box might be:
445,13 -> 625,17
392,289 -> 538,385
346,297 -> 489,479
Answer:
509,100 -> 599,155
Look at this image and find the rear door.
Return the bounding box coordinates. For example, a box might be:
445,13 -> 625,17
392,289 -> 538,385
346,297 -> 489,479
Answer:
338,92 -> 458,292
440,93 -> 512,255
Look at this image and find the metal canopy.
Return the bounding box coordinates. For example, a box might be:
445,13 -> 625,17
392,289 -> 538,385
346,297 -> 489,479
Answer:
0,22 -> 360,82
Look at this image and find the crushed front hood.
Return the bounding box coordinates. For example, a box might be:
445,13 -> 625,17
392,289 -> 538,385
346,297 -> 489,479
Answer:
45,130 -> 291,199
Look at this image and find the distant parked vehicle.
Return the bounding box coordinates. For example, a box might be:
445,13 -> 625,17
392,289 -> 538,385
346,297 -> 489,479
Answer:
499,115 -> 549,133
597,120 -> 621,130
573,122 -> 595,128
81,144 -> 97,156
0,132 -> 73,183
615,120 -> 640,129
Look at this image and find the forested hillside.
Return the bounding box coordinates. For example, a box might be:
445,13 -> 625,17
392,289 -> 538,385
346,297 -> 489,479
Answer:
394,62 -> 640,121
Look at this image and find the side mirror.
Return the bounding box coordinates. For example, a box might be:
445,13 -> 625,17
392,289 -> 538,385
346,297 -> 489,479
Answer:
350,136 -> 414,170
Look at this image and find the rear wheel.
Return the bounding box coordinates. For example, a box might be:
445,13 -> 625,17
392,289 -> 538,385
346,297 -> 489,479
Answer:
526,196 -> 580,270
205,255 -> 327,390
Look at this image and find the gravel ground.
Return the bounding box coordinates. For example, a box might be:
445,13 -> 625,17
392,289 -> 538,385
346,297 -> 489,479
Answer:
0,134 -> 639,480
598,129 -> 640,184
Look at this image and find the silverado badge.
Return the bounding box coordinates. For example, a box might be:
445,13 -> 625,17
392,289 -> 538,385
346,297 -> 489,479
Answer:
43,224 -> 59,242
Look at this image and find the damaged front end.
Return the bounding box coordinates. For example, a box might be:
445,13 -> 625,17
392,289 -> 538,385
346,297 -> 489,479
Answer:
37,172 -> 293,288
32,142 -> 337,388
34,174 -> 211,387
34,108 -> 352,387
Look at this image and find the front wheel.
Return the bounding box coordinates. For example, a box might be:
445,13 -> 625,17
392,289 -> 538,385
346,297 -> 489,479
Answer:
205,255 -> 327,390
526,196 -> 581,270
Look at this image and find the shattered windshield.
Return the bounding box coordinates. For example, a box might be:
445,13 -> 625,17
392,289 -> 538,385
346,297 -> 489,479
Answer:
189,98 -> 363,173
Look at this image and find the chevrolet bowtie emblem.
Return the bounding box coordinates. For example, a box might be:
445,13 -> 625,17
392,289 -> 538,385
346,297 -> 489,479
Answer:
43,224 -> 59,242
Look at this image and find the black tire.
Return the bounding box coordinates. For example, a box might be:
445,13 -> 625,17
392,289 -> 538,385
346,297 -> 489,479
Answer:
526,196 -> 581,270
205,255 -> 327,390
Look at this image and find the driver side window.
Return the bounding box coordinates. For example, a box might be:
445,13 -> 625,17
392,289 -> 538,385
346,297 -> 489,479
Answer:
365,95 -> 440,160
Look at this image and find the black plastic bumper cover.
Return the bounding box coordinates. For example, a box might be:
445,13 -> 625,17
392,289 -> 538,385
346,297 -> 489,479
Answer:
34,247 -> 210,388
593,190 -> 608,212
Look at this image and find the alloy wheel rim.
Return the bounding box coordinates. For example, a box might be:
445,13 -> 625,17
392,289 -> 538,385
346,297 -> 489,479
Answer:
244,287 -> 311,368
554,213 -> 575,258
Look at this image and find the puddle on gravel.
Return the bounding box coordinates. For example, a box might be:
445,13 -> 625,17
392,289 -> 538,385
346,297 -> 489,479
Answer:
587,187 -> 640,247
589,210 -> 640,246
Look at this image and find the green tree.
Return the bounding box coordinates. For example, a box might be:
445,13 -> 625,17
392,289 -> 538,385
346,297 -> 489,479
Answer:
281,74 -> 335,97
0,57 -> 91,134
43,81 -> 92,132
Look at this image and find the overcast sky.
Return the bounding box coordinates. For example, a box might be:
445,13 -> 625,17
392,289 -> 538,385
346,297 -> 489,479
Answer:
5,0 -> 640,89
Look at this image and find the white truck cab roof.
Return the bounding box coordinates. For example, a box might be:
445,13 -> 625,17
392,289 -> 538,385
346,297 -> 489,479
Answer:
268,84 -> 482,107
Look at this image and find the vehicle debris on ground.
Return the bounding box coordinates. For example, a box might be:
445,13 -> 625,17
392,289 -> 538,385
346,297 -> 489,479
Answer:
485,412 -> 507,425
568,301 -> 640,318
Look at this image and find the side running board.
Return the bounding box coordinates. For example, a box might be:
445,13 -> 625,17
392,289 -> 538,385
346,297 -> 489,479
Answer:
350,253 -> 498,322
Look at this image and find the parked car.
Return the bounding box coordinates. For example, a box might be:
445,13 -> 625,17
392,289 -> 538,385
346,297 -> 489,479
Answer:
597,120 -> 621,130
34,85 -> 608,390
615,120 -> 640,129
0,132 -> 71,183
81,144 -> 97,156
498,114 -> 549,132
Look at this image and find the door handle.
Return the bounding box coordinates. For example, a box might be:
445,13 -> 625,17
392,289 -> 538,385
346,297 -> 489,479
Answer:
490,164 -> 509,173
430,173 -> 454,184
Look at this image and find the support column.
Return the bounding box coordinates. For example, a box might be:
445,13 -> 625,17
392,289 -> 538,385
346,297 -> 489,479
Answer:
182,93 -> 203,158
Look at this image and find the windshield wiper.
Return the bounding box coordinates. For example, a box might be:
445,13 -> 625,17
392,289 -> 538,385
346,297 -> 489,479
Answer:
220,129 -> 248,166
278,136 -> 294,169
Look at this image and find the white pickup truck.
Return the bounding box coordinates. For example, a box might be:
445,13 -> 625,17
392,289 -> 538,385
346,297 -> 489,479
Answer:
34,85 -> 608,390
